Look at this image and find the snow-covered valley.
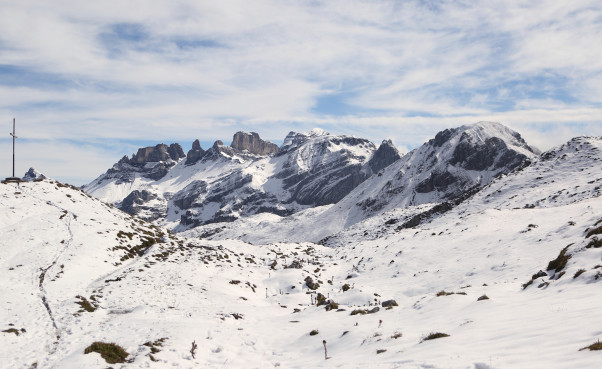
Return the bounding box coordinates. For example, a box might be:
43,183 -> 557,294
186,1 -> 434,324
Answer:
1,130 -> 602,368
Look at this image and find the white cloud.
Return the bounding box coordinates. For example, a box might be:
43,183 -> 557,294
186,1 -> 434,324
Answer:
0,0 -> 600,183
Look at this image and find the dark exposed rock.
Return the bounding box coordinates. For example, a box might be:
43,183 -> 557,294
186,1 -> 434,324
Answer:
168,143 -> 185,161
369,140 -> 401,174
305,276 -> 320,290
119,190 -> 160,219
185,139 -> 206,166
416,171 -> 456,193
172,180 -> 208,209
367,307 -> 380,314
381,299 -> 398,307
430,128 -> 457,147
231,132 -> 279,156
22,167 -> 46,182
132,144 -> 172,164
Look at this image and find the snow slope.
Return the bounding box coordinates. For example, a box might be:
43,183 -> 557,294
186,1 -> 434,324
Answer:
1,135 -> 601,369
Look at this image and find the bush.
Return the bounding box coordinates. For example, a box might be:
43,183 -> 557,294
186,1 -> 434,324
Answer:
84,342 -> 129,364
376,349 -> 387,354
436,291 -> 466,297
350,309 -> 367,316
324,300 -> 339,311
585,224 -> 602,238
342,283 -> 350,292
391,331 -> 403,339
305,276 -> 320,290
546,245 -> 572,272
586,237 -> 602,249
309,330 -> 319,336
75,296 -> 96,312
579,339 -> 602,351
477,295 -> 489,301
421,332 -> 450,342
573,269 -> 586,279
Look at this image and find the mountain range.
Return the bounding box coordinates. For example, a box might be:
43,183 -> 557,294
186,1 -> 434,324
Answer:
84,122 -> 537,238
2,121 -> 601,368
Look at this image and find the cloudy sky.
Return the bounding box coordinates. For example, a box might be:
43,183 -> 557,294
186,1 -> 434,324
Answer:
1,0 -> 601,184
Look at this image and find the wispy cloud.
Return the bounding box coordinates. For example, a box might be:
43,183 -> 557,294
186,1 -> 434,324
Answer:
0,0 -> 601,184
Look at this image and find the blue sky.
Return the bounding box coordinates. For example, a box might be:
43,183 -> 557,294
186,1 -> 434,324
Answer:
1,0 -> 601,185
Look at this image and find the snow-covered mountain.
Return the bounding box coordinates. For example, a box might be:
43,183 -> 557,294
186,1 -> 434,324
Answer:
2,133 -> 601,369
191,122 -> 539,243
84,129 -> 390,229
86,122 -> 535,239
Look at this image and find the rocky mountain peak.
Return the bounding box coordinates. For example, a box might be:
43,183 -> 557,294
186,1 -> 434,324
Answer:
185,139 -> 206,166
281,128 -> 331,152
230,132 -> 279,156
22,167 -> 46,182
368,139 -> 401,174
131,143 -> 185,164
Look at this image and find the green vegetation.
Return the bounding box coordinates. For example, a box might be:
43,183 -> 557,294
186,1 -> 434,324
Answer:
324,300 -> 339,311
75,295 -> 97,313
144,338 -> 167,361
309,330 -> 319,336
573,269 -> 586,279
350,309 -> 367,316
579,339 -> 602,351
436,290 -> 467,297
342,283 -> 350,292
421,332 -> 450,342
585,223 -> 602,238
2,328 -> 21,336
546,245 -> 572,272
84,342 -> 129,364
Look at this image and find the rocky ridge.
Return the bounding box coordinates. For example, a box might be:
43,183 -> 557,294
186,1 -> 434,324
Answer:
85,129 -> 390,229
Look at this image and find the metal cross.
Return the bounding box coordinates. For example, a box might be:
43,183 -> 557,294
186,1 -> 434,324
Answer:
10,118 -> 17,178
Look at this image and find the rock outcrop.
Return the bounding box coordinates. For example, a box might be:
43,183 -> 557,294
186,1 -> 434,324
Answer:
369,140 -> 401,174
22,167 -> 46,182
230,132 -> 279,156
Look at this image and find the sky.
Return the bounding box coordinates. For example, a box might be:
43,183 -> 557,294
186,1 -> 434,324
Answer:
1,0 -> 601,185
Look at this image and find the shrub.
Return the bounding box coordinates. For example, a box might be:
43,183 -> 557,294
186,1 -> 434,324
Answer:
324,300 -> 339,311
305,276 -> 320,290
477,295 -> 489,301
316,293 -> 327,306
75,296 -> 96,312
2,328 -> 20,336
351,309 -> 367,316
585,224 -> 602,238
546,245 -> 572,272
579,339 -> 602,351
84,342 -> 129,364
586,237 -> 602,249
309,330 -> 319,336
229,280 -> 241,285
421,332 -> 450,342
342,283 -> 350,292
436,291 -> 466,297
522,279 -> 534,289
376,349 -> 387,354
391,331 -> 403,339
573,269 -> 586,279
